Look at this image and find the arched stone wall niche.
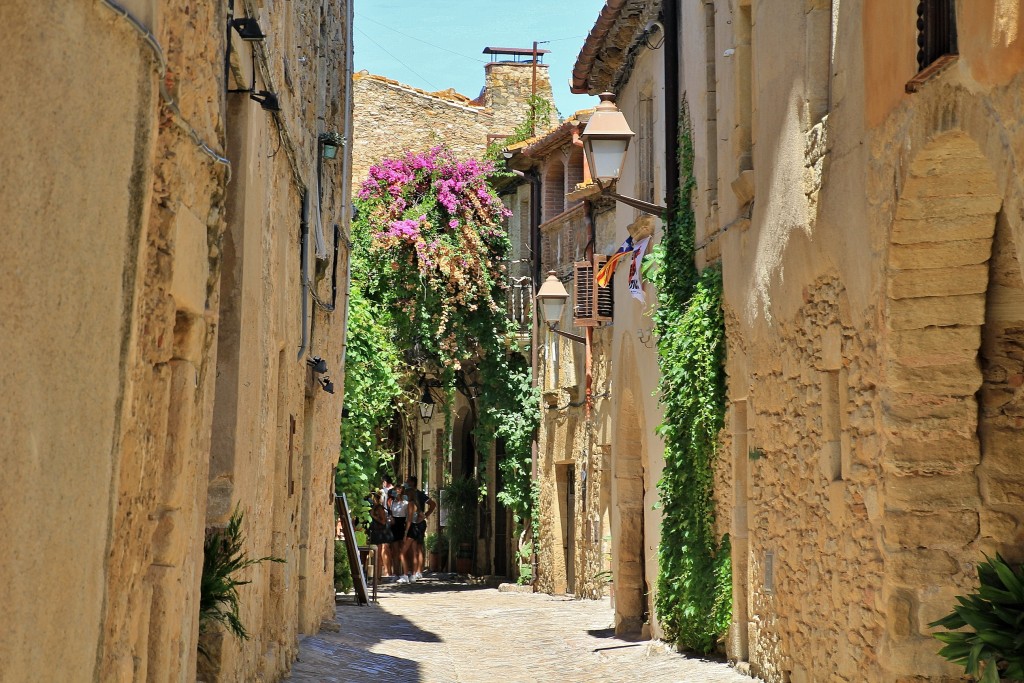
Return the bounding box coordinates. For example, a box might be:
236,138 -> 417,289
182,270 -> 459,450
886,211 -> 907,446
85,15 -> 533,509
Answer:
880,117 -> 1024,677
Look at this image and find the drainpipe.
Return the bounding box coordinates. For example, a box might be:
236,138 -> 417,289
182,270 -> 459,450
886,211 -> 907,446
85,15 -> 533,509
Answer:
663,0 -> 680,215
298,189 -> 310,360
528,167 -> 542,593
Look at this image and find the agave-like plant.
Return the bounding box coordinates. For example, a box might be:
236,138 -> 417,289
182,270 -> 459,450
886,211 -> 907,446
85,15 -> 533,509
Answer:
930,554 -> 1024,683
198,507 -> 283,658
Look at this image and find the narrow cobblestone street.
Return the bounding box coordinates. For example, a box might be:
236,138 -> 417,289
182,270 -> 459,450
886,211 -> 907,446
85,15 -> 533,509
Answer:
286,577 -> 753,683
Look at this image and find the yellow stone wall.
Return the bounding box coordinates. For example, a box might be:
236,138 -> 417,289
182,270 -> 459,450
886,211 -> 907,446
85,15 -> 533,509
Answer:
0,1 -> 350,681
692,0 -> 1024,680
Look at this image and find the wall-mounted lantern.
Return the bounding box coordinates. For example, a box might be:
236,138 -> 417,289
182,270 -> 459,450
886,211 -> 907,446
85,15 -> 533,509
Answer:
536,271 -> 584,344
230,17 -> 266,41
250,90 -> 281,112
418,383 -> 435,422
319,132 -> 344,160
580,93 -> 666,218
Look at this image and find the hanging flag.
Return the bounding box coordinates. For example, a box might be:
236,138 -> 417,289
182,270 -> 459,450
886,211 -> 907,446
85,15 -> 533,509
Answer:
628,236 -> 651,303
595,236 -> 634,287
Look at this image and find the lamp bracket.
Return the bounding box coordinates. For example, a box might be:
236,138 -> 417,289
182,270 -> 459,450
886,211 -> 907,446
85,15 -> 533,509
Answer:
603,189 -> 666,219
548,323 -> 586,345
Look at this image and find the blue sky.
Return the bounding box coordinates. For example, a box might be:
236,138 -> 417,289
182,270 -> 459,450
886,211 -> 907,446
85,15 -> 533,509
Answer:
353,0 -> 606,118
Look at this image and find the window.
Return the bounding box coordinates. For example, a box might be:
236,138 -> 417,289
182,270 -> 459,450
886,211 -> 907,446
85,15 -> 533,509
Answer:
638,94 -> 655,205
917,0 -> 957,72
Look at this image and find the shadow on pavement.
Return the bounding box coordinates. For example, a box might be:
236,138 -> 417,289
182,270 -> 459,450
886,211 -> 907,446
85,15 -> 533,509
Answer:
586,627 -> 616,639
288,638 -> 422,681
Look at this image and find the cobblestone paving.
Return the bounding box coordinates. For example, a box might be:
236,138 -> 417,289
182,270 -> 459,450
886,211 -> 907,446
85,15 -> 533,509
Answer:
286,576 -> 754,683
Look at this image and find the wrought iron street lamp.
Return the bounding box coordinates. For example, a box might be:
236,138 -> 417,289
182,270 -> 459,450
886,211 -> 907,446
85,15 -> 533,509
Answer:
580,93 -> 666,218
418,383 -> 435,422
536,271 -> 584,344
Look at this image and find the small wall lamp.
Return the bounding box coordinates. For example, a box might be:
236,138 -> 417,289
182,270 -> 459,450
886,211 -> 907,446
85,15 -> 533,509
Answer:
230,17 -> 266,41
250,90 -> 281,112
536,271 -> 585,344
580,93 -> 666,218
307,356 -> 328,374
418,384 -> 435,422
319,132 -> 344,160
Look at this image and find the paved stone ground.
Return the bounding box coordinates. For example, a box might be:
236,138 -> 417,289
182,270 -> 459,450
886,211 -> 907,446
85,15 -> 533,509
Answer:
286,575 -> 754,683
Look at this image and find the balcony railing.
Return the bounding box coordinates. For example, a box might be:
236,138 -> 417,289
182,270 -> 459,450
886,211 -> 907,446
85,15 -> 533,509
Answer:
540,203 -> 587,279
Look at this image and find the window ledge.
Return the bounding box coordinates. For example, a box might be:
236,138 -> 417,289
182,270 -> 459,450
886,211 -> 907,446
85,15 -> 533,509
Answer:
905,54 -> 957,94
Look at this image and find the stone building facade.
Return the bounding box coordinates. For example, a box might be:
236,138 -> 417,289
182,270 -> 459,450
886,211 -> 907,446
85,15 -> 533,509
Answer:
578,0 -> 1024,681
0,1 -> 352,681
504,115 -> 623,601
569,0 -> 671,639
350,56 -> 559,184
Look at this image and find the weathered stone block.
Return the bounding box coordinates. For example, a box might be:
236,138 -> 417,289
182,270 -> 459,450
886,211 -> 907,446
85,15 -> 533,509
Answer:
884,432 -> 978,475
979,509 -> 1021,540
886,589 -> 916,638
979,425 -> 1024,478
887,359 -> 982,396
891,214 -> 995,245
888,264 -> 989,300
882,392 -> 978,423
981,476 -> 1024,505
884,471 -> 980,510
888,549 -> 959,586
889,326 -> 980,367
888,294 -> 986,330
170,206 -> 210,316
888,239 -> 992,270
895,194 -> 1002,221
882,510 -> 978,550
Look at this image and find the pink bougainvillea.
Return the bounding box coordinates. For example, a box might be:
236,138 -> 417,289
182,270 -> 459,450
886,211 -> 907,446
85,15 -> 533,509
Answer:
353,147 -> 513,368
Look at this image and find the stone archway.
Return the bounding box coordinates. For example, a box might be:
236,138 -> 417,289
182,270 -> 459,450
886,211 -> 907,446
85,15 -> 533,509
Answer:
879,129 -> 1013,676
611,339 -> 649,635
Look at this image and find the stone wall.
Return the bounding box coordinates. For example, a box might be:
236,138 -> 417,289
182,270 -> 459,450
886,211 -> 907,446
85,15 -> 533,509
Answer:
351,61 -> 559,185
702,0 -> 1024,681
481,62 -> 560,135
0,1 -> 351,681
350,74 -> 492,185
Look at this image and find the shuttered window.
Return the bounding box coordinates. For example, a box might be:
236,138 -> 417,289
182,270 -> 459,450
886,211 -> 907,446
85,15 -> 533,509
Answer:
573,255 -> 613,327
916,0 -> 957,72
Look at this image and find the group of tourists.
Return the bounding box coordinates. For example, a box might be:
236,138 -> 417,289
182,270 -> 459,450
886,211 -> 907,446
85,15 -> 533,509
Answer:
367,474 -> 436,584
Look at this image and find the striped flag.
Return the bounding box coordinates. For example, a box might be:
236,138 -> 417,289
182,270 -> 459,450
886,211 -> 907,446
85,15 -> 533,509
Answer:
595,236 -> 634,287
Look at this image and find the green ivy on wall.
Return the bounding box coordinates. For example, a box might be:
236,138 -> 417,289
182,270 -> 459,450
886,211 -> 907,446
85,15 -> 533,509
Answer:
650,108 -> 732,654
335,281 -> 404,514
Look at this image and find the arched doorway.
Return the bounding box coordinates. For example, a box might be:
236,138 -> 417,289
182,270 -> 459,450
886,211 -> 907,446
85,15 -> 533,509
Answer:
612,372 -> 649,635
880,128 -> 1024,676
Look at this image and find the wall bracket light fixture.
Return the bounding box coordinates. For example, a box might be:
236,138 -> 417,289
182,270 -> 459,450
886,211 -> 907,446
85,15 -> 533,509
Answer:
230,17 -> 266,41
250,90 -> 281,112
580,93 -> 667,219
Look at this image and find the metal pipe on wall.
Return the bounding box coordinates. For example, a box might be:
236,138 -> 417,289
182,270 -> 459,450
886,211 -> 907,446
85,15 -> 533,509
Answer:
298,189 -> 310,360
663,0 -> 680,215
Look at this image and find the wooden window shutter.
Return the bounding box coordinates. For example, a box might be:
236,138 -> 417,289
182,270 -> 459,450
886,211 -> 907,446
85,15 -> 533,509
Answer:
573,260 -> 596,326
594,254 -> 613,323
573,255 -> 613,327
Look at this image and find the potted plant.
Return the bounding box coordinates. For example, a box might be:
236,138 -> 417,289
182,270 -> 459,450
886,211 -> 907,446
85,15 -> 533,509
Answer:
425,530 -> 448,572
930,554 -> 1024,682
442,477 -> 479,575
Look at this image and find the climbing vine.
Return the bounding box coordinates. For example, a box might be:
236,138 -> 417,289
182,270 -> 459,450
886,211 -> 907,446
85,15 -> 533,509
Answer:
335,281 -> 404,514
651,108 -> 731,653
346,145 -> 539,530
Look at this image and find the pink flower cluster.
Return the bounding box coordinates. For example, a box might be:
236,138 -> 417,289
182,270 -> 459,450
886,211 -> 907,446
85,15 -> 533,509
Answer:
355,146 -> 513,367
